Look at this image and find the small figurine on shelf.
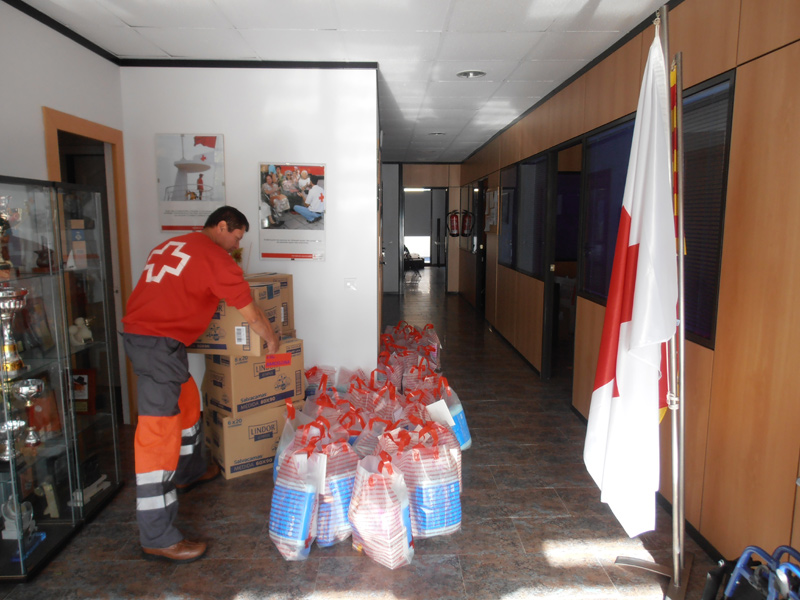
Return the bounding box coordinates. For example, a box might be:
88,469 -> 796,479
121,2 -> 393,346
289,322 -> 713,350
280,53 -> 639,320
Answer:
74,317 -> 93,344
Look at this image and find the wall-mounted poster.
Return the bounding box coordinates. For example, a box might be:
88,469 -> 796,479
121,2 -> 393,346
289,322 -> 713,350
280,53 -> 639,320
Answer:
156,134 -> 225,231
258,163 -> 326,261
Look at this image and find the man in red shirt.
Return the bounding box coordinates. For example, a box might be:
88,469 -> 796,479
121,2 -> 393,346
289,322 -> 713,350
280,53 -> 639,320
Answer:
123,206 -> 280,563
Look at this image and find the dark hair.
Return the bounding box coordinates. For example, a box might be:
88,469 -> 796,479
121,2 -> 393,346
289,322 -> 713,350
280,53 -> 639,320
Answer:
310,174 -> 320,185
204,206 -> 249,232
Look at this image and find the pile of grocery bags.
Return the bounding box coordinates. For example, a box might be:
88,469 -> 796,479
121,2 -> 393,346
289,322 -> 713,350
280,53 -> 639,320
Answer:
268,321 -> 471,569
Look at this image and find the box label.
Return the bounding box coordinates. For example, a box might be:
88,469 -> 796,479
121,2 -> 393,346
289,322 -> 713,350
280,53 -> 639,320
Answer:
264,353 -> 291,368
230,455 -> 275,473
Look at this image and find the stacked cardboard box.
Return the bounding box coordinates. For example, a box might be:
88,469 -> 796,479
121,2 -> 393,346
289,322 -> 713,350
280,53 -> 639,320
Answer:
244,273 -> 294,336
187,280 -> 282,356
197,274 -> 304,480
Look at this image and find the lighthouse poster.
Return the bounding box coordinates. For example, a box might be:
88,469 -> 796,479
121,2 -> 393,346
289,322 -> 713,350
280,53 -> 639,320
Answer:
155,134 -> 226,231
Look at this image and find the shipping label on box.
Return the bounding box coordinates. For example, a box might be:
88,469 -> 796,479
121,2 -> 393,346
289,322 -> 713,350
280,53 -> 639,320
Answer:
188,282 -> 281,356
244,273 -> 294,334
201,338 -> 305,416
203,401 -> 297,480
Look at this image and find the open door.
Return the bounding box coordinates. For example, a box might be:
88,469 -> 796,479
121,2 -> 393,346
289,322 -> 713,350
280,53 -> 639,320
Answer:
541,143 -> 582,381
42,107 -> 135,423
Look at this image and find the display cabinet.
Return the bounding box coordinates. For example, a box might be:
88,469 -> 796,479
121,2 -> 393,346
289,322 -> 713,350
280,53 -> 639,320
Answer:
0,175 -> 122,580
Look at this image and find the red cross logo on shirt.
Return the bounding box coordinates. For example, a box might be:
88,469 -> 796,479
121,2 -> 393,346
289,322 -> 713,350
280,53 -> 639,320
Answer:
144,241 -> 190,283
319,193 -> 324,203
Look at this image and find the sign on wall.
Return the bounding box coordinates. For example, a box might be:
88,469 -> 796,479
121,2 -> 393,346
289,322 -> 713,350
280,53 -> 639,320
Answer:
155,134 -> 226,231
258,163 -> 326,261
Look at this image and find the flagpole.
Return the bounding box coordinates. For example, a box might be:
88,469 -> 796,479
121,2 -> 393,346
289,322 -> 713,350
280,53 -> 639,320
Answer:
613,6 -> 693,600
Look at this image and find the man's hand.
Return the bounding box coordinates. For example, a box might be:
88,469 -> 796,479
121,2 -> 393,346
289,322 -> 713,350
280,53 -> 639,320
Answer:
239,302 -> 281,355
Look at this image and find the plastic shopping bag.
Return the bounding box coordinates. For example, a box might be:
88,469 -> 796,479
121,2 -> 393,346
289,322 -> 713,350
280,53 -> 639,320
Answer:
316,440 -> 359,547
348,453 -> 414,569
269,448 -> 327,561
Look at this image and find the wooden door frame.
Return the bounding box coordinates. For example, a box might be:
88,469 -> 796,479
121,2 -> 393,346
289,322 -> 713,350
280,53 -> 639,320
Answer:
42,106 -> 137,423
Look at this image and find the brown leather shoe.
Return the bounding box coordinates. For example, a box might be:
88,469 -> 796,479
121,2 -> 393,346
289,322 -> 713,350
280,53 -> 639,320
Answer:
142,539 -> 207,564
176,462 -> 221,494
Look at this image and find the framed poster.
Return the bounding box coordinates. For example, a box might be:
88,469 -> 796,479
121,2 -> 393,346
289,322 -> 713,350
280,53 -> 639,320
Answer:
71,369 -> 96,415
258,163 -> 326,261
156,134 -> 226,232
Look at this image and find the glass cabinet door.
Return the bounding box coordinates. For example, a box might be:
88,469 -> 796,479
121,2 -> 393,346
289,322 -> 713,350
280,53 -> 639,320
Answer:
55,183 -> 122,524
0,176 -> 122,580
0,177 -> 76,579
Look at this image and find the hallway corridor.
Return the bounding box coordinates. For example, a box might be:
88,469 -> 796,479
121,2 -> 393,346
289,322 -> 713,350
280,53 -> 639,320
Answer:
2,267 -> 716,599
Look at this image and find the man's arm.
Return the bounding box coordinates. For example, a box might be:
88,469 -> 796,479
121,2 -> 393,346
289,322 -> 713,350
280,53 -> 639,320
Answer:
238,302 -> 281,354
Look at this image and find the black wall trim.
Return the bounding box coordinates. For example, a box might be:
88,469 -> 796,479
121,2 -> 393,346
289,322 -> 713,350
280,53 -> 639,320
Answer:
3,0 -> 377,71
4,0 -> 119,64
119,59 -> 377,70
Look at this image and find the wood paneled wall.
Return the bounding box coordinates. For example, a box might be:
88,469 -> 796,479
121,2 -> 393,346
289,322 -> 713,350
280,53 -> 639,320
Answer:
516,274 -> 544,371
737,0 -> 800,64
700,39 -> 800,558
495,266 -> 518,344
403,163 -> 450,188
572,297 -> 605,419
428,0 -> 800,557
658,343 -> 714,527
459,247 -> 477,309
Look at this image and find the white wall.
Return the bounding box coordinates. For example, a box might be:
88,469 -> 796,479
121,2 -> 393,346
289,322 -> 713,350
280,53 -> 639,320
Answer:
0,2 -> 124,179
119,66 -> 380,376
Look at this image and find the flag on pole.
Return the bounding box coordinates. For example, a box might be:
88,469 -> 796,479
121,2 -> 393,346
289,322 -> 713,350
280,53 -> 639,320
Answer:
583,33 -> 678,538
194,135 -> 217,148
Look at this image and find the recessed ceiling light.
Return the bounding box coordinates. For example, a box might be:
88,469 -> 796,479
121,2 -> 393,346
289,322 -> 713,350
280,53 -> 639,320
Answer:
428,132 -> 445,136
456,69 -> 486,79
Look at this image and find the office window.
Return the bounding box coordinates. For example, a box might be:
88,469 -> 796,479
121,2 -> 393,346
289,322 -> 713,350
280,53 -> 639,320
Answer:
498,166 -> 517,268
517,156 -> 548,278
682,78 -> 732,344
581,119 -> 635,299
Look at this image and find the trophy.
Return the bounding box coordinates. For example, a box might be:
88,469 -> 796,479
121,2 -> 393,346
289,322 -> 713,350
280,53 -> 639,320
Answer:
0,287 -> 28,380
12,379 -> 43,447
0,418 -> 25,461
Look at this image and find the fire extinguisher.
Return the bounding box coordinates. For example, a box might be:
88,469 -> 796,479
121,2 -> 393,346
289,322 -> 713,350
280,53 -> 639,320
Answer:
460,210 -> 474,236
447,210 -> 461,237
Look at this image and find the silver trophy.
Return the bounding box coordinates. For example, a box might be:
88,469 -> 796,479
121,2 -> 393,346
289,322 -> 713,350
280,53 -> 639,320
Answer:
0,288 -> 28,380
0,419 -> 25,461
12,379 -> 44,447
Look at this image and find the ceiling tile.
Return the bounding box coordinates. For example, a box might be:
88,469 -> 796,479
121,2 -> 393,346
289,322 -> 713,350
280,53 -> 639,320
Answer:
24,0 -> 127,28
240,29 -> 347,61
446,0 -> 567,32
211,0 -> 340,30
550,0 -> 663,33
82,25 -> 170,58
135,27 -> 258,59
335,0 -> 450,32
378,60 -> 433,82
509,58 -> 588,81
342,30 -> 441,61
438,31 -> 543,61
426,80 -> 503,98
430,60 -> 518,83
97,0 -> 230,28
526,31 -> 623,61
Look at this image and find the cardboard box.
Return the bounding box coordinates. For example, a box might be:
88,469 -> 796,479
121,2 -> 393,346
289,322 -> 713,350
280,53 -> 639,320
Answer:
201,338 -> 305,417
203,401 -> 294,480
245,273 -> 294,335
188,282 -> 281,356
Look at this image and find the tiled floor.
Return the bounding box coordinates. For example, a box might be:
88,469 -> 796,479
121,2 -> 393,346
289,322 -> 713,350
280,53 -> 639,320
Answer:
2,267 -> 718,599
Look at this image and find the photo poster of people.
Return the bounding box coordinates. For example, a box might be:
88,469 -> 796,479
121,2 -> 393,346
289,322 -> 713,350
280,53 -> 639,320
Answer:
258,163 -> 326,261
155,134 -> 226,231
